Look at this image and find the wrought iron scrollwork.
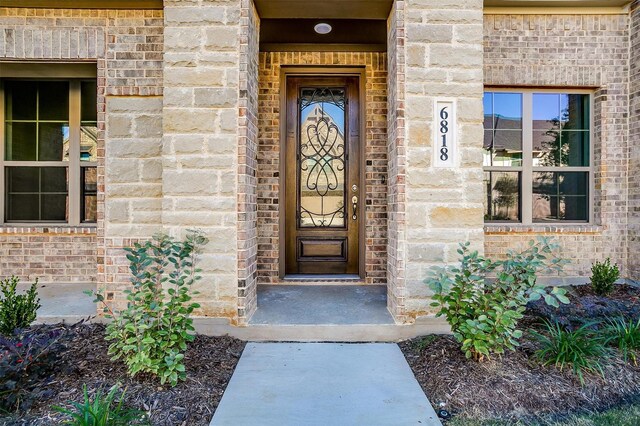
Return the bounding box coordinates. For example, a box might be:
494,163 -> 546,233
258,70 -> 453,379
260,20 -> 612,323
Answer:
298,87 -> 346,228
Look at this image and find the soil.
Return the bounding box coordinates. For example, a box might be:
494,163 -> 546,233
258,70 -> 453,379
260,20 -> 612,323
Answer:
1,323 -> 245,426
400,284 -> 640,423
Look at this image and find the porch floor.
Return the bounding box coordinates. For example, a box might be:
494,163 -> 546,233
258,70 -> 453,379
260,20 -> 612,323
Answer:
250,285 -> 394,325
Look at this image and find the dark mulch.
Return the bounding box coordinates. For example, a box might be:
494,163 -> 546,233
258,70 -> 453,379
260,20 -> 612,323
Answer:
400,284 -> 640,423
1,323 -> 245,426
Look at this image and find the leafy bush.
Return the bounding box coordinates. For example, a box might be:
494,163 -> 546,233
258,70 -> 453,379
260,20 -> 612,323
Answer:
54,384 -> 149,426
0,327 -> 65,412
590,258 -> 620,296
425,238 -> 570,361
532,320 -> 609,384
0,276 -> 41,336
94,231 -> 208,387
603,317 -> 640,365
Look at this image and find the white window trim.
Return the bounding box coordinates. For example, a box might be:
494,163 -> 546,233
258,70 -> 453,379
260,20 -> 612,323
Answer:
0,79 -> 97,226
484,87 -> 595,226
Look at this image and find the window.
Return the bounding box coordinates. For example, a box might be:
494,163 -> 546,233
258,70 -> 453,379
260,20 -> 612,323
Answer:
483,90 -> 592,224
0,80 -> 97,224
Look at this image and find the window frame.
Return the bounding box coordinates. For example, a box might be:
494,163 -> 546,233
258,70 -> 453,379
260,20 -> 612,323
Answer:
484,87 -> 595,225
0,78 -> 97,226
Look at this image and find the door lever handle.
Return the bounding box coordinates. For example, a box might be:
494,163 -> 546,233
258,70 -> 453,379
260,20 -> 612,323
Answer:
352,196 -> 358,220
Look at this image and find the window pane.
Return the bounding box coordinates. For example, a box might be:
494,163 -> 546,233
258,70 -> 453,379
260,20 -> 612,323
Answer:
5,167 -> 68,222
483,92 -> 493,129
39,123 -> 70,161
561,130 -> 589,167
490,130 -> 522,166
494,93 -> 522,129
80,125 -> 98,162
533,172 -> 588,222
484,171 -> 521,222
533,129 -> 561,167
5,122 -> 37,160
561,94 -> 589,130
5,81 -> 37,120
81,167 -> 97,223
81,81 -> 98,122
39,82 -> 69,121
533,94 -> 561,128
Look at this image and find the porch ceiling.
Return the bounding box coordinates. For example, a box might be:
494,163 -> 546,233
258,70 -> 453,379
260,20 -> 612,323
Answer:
254,0 -> 394,19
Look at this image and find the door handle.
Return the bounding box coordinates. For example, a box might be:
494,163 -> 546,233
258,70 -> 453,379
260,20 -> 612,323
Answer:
352,196 -> 358,220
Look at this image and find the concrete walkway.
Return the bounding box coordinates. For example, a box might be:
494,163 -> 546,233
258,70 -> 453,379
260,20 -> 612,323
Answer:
211,343 -> 442,426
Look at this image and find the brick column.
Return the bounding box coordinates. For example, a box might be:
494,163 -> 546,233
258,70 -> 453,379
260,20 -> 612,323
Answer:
162,0 -> 242,322
402,0 -> 485,320
629,1 -> 640,280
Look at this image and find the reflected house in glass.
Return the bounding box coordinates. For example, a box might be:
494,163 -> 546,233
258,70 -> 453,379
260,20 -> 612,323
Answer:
0,0 -> 638,334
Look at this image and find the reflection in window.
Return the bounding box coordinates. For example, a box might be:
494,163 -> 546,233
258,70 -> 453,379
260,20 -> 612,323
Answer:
5,167 -> 68,222
483,92 -> 523,167
533,172 -> 588,222
484,172 -> 521,222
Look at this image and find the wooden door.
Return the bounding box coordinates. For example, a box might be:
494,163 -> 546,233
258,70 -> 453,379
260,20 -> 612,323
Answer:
285,76 -> 361,275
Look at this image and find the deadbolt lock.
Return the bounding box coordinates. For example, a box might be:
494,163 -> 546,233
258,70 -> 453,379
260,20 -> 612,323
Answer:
352,184 -> 358,192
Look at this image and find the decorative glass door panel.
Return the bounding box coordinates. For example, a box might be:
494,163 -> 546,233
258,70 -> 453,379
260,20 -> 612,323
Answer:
285,76 -> 360,276
299,87 -> 346,228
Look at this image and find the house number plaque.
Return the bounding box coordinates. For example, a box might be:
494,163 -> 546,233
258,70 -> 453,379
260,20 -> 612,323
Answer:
433,99 -> 457,168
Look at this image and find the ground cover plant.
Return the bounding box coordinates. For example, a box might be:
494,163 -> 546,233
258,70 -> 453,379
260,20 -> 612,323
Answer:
425,238 -> 569,361
94,231 -> 208,387
400,283 -> 640,425
0,276 -> 41,336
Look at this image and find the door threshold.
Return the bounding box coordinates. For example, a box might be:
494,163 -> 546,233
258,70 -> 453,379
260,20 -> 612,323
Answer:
283,274 -> 362,282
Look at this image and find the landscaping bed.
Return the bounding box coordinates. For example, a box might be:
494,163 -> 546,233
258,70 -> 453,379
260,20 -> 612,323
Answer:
400,284 -> 640,425
0,322 -> 245,426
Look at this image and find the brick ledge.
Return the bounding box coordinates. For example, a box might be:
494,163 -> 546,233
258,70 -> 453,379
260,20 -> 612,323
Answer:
484,224 -> 603,234
0,225 -> 97,235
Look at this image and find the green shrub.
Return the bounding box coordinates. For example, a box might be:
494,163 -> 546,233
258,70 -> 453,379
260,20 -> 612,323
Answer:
54,384 -> 149,426
532,320 -> 609,385
425,238 -> 570,361
0,276 -> 41,336
603,317 -> 640,365
590,258 -> 619,296
94,231 -> 208,387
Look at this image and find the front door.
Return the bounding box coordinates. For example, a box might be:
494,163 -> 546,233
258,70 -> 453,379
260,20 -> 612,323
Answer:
285,76 -> 361,275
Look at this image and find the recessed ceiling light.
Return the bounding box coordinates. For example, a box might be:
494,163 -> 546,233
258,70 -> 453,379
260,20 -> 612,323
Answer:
314,23 -> 332,35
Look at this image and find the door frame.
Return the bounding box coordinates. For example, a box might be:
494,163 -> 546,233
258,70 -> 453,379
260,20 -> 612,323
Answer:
278,66 -> 367,279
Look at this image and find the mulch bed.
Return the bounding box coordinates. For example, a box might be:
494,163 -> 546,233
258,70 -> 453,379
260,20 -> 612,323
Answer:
1,323 -> 245,426
399,284 -> 640,423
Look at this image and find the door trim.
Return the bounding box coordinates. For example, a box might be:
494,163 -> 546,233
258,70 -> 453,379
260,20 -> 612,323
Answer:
278,66 -> 367,279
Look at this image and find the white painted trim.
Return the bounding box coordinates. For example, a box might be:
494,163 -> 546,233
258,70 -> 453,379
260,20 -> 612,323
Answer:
484,6 -> 630,15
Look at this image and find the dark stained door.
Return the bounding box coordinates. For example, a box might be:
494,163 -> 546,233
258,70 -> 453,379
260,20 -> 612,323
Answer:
285,76 -> 360,275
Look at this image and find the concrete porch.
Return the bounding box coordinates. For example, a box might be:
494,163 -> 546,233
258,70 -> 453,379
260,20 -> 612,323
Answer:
29,282 -> 449,342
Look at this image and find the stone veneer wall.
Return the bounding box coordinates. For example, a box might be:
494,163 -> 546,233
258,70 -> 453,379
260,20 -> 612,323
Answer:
629,1 -> 640,281
402,0 -> 486,320
387,0 -> 408,322
0,8 -> 164,285
162,0 -> 242,321
256,51 -> 389,285
484,13 -> 630,280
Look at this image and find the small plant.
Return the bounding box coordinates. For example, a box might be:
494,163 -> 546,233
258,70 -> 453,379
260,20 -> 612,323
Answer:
0,327 -> 65,411
590,258 -> 619,296
413,335 -> 438,353
94,231 -> 207,387
425,237 -> 570,361
603,317 -> 640,365
0,276 -> 41,336
532,320 -> 609,384
54,384 -> 149,426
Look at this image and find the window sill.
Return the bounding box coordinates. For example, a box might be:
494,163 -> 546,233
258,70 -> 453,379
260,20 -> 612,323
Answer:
484,224 -> 602,234
0,224 -> 97,235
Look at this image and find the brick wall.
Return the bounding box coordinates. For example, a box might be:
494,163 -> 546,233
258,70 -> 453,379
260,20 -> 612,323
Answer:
484,13 -> 630,279
387,0 -> 408,322
0,228 -> 95,283
256,51 -> 388,285
629,1 -> 640,280
0,8 -> 164,285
